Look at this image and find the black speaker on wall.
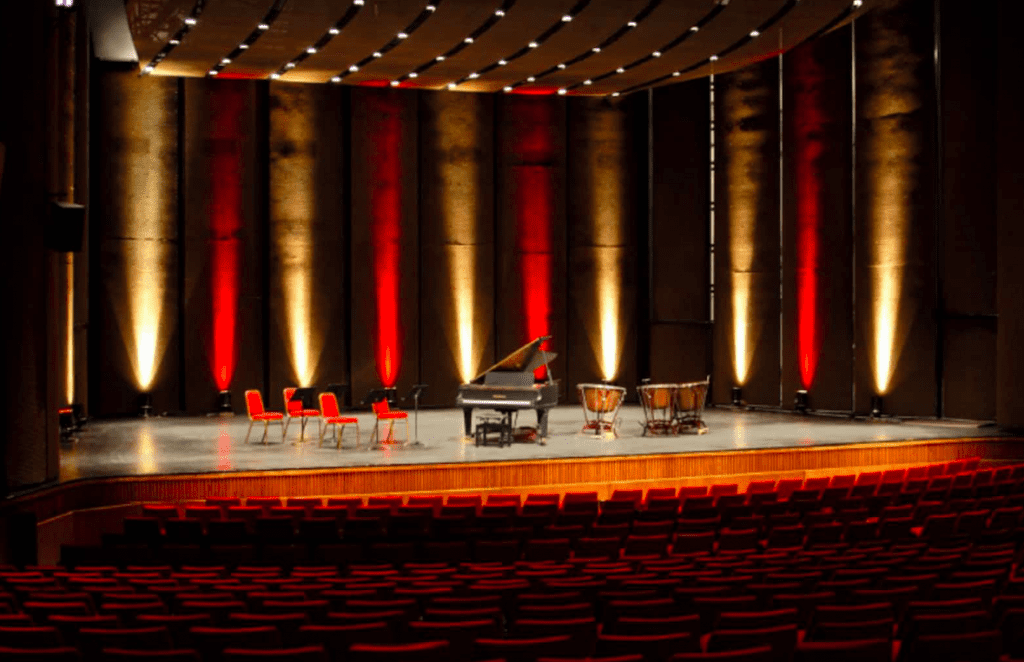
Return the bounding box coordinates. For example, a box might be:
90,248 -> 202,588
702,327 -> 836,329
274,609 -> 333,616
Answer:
46,201 -> 85,252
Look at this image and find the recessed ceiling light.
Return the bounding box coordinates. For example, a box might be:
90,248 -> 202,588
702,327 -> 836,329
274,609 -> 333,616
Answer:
286,62 -> 296,68
592,47 -> 601,53
499,59 -> 507,66
447,82 -> 457,89
527,76 -> 536,82
390,80 -> 399,86
616,67 -> 625,74
464,37 -> 474,44
426,4 -> 436,11
557,88 -> 567,95
307,47 -> 317,54
208,70 -> 218,75
239,43 -> 248,49
354,0 -> 364,5
495,9 -> 505,16
331,76 -> 341,83
408,72 -> 418,78
853,0 -> 862,6
329,27 -> 340,35
583,79 -> 592,85
468,72 -> 479,79
672,71 -> 680,76
169,39 -> 180,45
710,54 -> 718,61
373,52 -> 382,58
349,65 -> 359,72
612,92 -> 620,97
503,86 -> 512,92
398,32 -> 408,39
652,51 -> 661,57
749,30 -> 760,37
557,63 -> 566,69
184,17 -> 197,26
528,41 -> 539,48
221,58 -> 231,64
436,55 -> 445,61
690,26 -> 699,32
627,21 -> 637,27
142,65 -> 154,73
270,72 -> 281,79
257,23 -> 269,31
562,14 -> 572,22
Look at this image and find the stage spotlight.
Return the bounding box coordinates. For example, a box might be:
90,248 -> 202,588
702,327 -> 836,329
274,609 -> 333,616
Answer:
795,390 -> 809,414
870,395 -> 883,418
731,386 -> 743,407
217,390 -> 233,414
138,393 -> 154,418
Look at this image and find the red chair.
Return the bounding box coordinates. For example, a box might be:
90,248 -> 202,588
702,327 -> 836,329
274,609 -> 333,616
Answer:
349,640 -> 450,662
0,627 -> 66,649
77,626 -> 173,657
409,619 -> 501,660
597,632 -> 699,661
102,650 -> 201,662
318,393 -> 359,450
794,639 -> 892,662
222,646 -> 327,662
283,387 -> 321,442
190,626 -> 282,662
474,635 -> 574,662
0,647 -> 82,661
900,630 -> 1002,662
670,649 -> 774,662
244,390 -> 285,445
369,399 -> 409,448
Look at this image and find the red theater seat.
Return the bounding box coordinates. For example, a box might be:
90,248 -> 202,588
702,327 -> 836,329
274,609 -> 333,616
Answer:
0,647 -> 83,661
222,645 -> 328,662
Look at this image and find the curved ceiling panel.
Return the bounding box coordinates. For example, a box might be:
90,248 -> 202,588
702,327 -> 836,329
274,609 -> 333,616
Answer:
129,0 -> 872,96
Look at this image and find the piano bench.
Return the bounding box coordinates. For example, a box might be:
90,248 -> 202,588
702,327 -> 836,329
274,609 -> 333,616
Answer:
475,419 -> 512,448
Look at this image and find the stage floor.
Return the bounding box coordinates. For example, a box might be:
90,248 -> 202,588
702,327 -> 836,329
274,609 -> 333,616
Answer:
59,405 -> 1006,482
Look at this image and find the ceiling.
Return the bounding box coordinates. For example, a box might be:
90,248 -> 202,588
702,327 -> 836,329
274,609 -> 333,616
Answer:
126,0 -> 869,96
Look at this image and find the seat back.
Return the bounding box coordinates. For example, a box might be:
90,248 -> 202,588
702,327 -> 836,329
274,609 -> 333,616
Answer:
319,393 -> 340,418
371,400 -> 391,416
284,388 -> 302,415
245,390 -> 264,418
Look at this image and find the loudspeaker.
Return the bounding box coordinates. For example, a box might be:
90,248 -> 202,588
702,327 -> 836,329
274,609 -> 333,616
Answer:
46,201 -> 85,252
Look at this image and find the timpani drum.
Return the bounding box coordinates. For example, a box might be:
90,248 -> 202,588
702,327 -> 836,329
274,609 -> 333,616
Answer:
674,380 -> 709,434
638,383 -> 676,436
577,383 -> 627,437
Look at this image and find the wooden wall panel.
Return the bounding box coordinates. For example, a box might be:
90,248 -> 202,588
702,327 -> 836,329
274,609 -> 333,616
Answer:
567,97 -> 639,398
996,0 -> 1024,430
495,96 -> 567,405
782,26 -> 854,412
714,59 -> 781,407
418,91 -> 495,408
92,72 -> 180,417
938,0 -> 997,421
649,79 -> 712,386
854,0 -> 937,416
182,79 -> 264,414
267,83 -> 348,404
349,88 -> 420,405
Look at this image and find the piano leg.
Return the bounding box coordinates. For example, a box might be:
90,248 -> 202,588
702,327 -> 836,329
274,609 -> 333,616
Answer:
536,408 -> 549,444
462,407 -> 473,438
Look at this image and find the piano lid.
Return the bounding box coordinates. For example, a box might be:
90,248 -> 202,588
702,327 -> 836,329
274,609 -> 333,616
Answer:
471,336 -> 557,383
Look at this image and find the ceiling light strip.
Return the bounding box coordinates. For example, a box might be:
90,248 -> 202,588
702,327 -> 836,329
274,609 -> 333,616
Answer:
562,0 -> 727,93
327,1 -> 447,84
207,0 -> 290,77
449,0 -> 591,89
263,0 -> 366,80
505,0 -> 662,91
389,0 -> 518,86
141,0 -> 207,75
615,0 -> 801,97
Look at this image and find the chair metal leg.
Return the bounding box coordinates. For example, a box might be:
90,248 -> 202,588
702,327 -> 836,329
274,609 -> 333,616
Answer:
245,420 -> 254,444
261,421 -> 270,445
283,415 -> 291,437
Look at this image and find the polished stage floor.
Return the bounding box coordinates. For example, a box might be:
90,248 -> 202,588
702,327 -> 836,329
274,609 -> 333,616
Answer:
58,405 -> 1006,482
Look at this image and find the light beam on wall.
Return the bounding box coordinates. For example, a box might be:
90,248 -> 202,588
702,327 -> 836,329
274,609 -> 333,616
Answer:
515,165 -> 553,379
65,255 -> 74,404
596,249 -> 621,381
871,157 -> 908,395
371,100 -> 403,387
451,247 -> 478,383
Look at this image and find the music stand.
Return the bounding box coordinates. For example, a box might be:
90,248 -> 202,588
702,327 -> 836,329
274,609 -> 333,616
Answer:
289,387 -> 318,443
402,384 -> 428,447
326,383 -> 350,409
360,388 -> 388,407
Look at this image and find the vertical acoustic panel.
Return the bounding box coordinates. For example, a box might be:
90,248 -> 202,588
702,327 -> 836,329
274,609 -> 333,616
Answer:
714,58 -> 781,407
182,79 -> 263,414
855,0 -> 937,416
996,0 -> 1024,429
495,95 -> 567,397
938,0 -> 996,421
567,97 -> 638,399
650,79 -> 712,386
782,26 -> 854,412
93,72 -> 179,416
350,87 -> 419,405
419,91 -> 495,407
268,83 -> 348,404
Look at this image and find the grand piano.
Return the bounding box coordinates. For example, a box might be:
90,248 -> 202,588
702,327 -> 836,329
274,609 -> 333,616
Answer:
456,336 -> 559,442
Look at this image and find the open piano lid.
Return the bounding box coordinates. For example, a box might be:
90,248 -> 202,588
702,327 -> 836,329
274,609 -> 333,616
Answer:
472,336 -> 557,383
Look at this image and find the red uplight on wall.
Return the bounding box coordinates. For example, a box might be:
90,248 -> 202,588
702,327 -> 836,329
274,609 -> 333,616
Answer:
510,98 -> 557,380
793,49 -> 825,390
208,85 -> 244,392
371,97 -> 403,387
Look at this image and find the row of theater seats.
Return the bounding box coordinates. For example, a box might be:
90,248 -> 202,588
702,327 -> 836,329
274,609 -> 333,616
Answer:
4,535 -> 1024,662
